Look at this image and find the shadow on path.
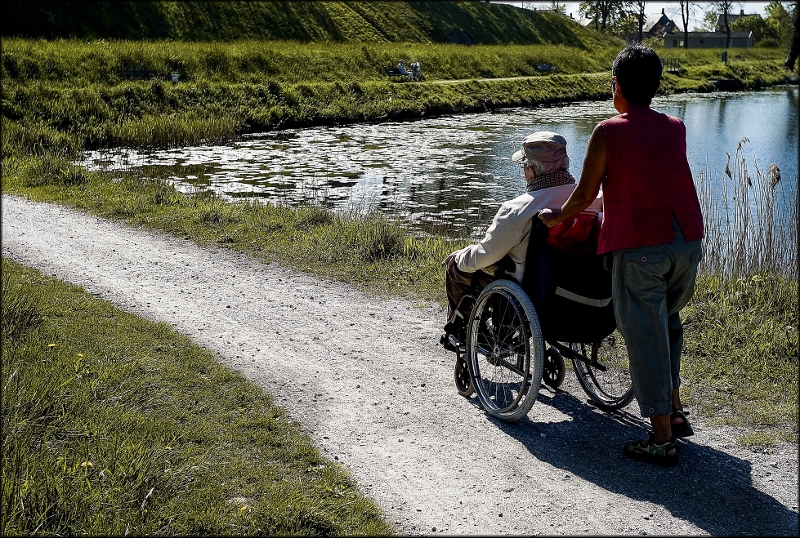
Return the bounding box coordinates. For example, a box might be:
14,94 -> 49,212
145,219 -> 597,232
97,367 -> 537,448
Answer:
484,389 -> 798,536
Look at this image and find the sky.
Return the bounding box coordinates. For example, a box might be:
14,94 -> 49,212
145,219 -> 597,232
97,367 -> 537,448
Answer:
497,2 -> 774,31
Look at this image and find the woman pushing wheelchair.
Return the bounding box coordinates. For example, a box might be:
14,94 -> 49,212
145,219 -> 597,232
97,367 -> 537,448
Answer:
540,44 -> 703,467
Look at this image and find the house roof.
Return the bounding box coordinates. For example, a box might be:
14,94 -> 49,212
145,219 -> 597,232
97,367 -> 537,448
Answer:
642,12 -> 671,33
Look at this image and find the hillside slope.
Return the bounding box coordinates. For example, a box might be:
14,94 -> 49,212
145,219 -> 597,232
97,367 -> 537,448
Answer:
1,0 -> 619,48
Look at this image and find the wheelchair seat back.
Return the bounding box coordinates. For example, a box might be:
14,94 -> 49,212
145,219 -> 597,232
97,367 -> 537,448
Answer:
523,215 -> 616,343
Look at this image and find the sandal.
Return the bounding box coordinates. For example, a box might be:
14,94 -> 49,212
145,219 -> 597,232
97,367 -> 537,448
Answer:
623,435 -> 678,467
671,407 -> 694,438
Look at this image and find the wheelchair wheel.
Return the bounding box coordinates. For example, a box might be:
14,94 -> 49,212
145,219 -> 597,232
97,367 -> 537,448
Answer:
543,347 -> 565,389
466,280 -> 544,422
571,330 -> 634,411
454,352 -> 474,397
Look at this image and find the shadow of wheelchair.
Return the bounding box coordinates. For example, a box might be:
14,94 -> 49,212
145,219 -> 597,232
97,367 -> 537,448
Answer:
477,388 -> 798,536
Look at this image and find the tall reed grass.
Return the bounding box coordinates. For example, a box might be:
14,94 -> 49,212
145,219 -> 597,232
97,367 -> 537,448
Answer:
696,138 -> 798,278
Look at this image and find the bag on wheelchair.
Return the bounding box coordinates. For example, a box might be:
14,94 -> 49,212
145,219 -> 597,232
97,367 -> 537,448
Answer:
523,215 -> 616,344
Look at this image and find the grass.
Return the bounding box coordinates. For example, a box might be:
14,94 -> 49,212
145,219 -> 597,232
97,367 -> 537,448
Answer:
1,1 -> 620,46
1,258 -> 394,535
2,39 -> 790,151
682,271 -> 798,445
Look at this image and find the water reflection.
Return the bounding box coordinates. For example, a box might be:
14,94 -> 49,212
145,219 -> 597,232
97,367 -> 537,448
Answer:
80,88 -> 798,237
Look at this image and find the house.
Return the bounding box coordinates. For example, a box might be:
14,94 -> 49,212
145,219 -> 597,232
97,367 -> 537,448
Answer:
642,8 -> 679,37
622,8 -> 679,42
663,31 -> 753,49
716,9 -> 760,32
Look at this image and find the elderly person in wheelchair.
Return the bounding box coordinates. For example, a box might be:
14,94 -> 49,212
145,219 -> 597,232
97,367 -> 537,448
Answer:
440,131 -> 602,352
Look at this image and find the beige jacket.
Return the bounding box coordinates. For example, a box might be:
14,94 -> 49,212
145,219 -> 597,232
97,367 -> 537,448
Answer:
454,184 -> 603,283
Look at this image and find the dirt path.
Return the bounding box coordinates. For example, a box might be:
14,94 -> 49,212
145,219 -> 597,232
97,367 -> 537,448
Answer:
3,195 -> 797,536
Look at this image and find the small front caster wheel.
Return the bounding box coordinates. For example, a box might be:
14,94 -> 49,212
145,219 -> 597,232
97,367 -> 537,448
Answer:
454,353 -> 474,397
543,347 -> 565,389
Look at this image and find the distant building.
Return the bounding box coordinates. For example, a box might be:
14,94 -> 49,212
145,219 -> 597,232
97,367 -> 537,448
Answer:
716,9 -> 760,32
663,31 -> 753,49
641,9 -> 679,37
622,8 -> 679,42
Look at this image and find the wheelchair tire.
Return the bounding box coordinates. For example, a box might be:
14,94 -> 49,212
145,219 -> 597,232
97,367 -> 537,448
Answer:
571,330 -> 634,411
543,347 -> 566,389
466,280 -> 544,422
454,352 -> 474,397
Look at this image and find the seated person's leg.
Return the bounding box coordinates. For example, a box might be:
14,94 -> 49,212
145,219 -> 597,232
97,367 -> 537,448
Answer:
445,257 -> 475,330
443,256 -> 496,341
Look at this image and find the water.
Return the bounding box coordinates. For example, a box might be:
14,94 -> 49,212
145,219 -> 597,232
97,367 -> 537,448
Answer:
80,87 -> 798,236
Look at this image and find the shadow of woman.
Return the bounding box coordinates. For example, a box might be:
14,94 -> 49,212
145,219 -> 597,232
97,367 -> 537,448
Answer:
484,388 -> 798,536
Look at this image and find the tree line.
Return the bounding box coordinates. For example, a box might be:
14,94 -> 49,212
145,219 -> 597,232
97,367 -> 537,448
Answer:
538,0 -> 796,48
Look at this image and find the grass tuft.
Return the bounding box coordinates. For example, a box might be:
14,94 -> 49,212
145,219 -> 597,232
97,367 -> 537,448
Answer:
354,215 -> 407,262
1,273 -> 43,343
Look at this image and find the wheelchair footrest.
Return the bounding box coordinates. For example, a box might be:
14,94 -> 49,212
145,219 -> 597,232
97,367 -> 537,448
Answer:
440,332 -> 464,353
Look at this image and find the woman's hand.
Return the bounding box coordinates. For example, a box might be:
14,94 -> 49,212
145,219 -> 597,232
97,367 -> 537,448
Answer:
538,208 -> 561,228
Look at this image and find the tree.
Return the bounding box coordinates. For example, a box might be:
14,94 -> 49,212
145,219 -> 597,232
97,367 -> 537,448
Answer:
579,0 -> 631,32
632,0 -> 646,42
612,11 -> 642,39
678,0 -> 698,48
710,0 -> 735,48
730,14 -> 775,46
765,0 -> 796,48
548,1 -> 567,15
699,10 -> 718,31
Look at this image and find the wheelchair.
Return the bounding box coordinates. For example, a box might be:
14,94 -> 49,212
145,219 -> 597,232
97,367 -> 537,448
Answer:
448,214 -> 634,423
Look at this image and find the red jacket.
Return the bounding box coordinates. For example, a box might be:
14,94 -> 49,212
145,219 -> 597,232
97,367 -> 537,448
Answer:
597,107 -> 704,254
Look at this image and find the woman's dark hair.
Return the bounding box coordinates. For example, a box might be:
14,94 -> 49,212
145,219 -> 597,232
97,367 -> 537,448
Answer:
611,44 -> 662,106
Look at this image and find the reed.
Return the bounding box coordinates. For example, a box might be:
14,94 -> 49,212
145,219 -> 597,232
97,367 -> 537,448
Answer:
696,138 -> 798,279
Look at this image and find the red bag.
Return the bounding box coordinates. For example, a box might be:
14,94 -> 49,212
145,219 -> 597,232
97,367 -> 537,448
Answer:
546,213 -> 601,257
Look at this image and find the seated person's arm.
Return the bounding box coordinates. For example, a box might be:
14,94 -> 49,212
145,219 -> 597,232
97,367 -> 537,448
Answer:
453,203 -> 524,274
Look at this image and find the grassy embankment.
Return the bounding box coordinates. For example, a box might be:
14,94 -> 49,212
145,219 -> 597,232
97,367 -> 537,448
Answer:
2,36 -> 797,534
2,38 -> 791,149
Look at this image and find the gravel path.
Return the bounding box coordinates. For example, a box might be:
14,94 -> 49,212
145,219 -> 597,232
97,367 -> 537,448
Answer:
3,195 -> 797,536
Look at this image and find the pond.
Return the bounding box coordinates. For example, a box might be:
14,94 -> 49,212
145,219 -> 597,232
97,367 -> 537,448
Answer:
80,87 -> 798,237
